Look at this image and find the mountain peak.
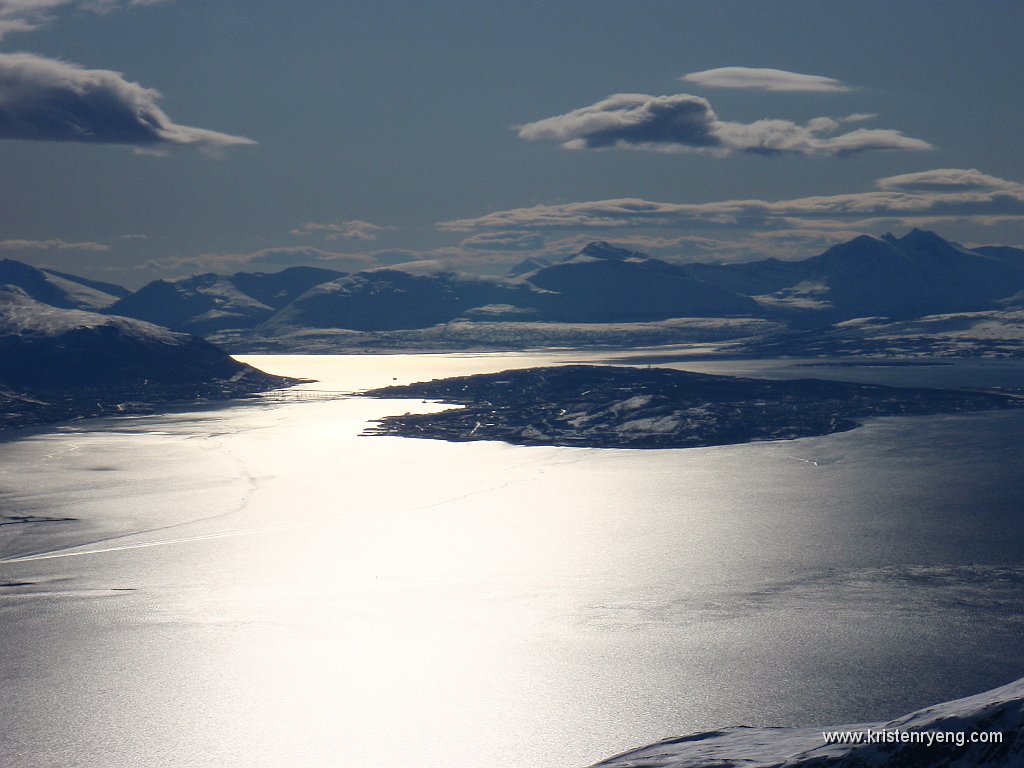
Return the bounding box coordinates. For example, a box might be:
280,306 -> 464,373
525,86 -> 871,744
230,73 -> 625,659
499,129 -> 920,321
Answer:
576,242 -> 648,262
897,228 -> 951,247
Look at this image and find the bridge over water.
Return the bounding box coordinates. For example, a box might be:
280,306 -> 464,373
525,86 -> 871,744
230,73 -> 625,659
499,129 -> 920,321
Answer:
264,388 -> 351,401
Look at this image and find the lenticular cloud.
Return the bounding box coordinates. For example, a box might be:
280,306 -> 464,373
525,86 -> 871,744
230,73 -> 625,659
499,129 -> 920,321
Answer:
516,91 -> 930,157
0,52 -> 255,151
681,67 -> 850,92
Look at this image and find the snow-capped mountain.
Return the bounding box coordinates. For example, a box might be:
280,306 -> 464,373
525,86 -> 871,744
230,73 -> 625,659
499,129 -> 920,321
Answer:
0,258 -> 127,310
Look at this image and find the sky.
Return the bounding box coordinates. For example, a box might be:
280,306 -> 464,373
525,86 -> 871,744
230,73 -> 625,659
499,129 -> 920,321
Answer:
0,0 -> 1022,287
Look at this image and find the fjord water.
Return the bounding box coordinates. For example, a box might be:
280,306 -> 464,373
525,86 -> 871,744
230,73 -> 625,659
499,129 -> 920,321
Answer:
1,353 -> 1023,768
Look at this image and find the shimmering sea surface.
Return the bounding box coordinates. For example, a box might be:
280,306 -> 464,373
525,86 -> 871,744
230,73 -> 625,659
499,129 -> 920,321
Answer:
1,352 -> 1023,768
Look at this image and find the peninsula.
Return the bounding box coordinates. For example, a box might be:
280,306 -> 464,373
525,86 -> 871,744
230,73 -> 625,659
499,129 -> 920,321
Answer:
0,289 -> 296,431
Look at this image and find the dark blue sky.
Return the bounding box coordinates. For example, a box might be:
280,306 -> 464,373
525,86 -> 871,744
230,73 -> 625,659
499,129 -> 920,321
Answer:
1,0 -> 1022,285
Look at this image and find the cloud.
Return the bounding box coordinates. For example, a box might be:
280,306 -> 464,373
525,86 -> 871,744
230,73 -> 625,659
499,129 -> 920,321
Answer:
841,113 -> 878,124
438,168 -> 1024,235
0,237 -> 109,251
0,1 -> 68,38
0,0 -> 165,38
0,53 -> 255,152
290,219 -> 395,241
681,67 -> 850,92
518,93 -> 720,151
516,92 -> 930,156
460,231 -> 546,251
875,168 -> 1023,193
78,0 -> 166,14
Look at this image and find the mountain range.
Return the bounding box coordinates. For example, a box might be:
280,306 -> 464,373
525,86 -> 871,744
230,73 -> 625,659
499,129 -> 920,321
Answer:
3,230 -> 1024,355
105,266 -> 345,334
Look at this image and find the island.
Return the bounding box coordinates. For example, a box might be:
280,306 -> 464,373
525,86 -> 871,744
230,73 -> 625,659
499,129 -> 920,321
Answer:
362,364 -> 1022,449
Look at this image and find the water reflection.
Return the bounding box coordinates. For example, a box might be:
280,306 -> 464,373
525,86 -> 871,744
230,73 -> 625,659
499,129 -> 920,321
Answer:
0,353 -> 1022,768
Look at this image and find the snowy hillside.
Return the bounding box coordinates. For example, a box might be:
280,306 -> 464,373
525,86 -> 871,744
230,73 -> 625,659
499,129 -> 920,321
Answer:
590,677 -> 1023,767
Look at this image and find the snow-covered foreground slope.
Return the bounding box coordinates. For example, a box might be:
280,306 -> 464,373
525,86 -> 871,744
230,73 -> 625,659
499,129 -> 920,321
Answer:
589,677 -> 1023,767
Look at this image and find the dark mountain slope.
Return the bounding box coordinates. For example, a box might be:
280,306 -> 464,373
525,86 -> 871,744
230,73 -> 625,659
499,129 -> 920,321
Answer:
107,267 -> 347,334
684,230 -> 1024,323
262,269 -> 546,332
527,258 -> 756,322
0,289 -> 292,429
523,242 -> 757,322
228,266 -> 345,308
107,273 -> 277,333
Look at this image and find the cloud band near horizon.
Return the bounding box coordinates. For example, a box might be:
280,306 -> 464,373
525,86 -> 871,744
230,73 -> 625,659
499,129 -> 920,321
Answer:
438,169 -> 1024,233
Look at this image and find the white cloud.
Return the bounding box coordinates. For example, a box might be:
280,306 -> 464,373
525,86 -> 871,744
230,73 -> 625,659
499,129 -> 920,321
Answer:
682,67 -> 850,92
841,113 -> 878,124
290,219 -> 395,241
875,168 -> 1024,193
516,92 -> 930,156
0,53 -> 255,152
